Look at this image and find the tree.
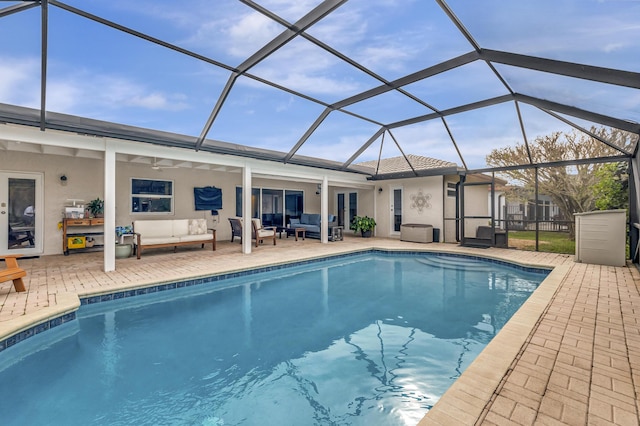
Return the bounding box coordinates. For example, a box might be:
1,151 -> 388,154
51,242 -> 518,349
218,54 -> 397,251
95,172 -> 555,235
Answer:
593,162 -> 628,211
486,127 -> 634,238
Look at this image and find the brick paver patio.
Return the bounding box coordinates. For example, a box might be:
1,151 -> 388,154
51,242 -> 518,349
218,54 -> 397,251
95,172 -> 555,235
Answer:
1,237 -> 638,425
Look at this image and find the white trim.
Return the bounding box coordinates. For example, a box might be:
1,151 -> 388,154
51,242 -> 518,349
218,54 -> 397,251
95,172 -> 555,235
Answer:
1,124 -> 373,187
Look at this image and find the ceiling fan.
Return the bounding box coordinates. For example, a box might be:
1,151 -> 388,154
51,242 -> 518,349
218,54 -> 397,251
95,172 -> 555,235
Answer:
150,157 -> 179,171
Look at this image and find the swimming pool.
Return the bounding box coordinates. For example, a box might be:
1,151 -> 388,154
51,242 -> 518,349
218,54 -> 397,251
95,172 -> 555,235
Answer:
0,252 -> 548,425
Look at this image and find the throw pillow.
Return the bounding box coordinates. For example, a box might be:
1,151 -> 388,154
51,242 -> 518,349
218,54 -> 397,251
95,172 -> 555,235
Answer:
188,219 -> 207,235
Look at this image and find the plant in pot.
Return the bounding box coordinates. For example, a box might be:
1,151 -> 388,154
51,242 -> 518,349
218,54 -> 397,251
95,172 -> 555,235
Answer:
115,225 -> 134,258
86,197 -> 104,218
350,215 -> 376,237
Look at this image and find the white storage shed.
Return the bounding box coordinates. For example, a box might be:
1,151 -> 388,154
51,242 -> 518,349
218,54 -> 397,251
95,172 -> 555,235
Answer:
574,210 -> 627,267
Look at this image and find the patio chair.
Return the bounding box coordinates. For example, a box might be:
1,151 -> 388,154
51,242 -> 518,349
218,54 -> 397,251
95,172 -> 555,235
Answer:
228,218 -> 243,243
8,223 -> 35,248
251,218 -> 276,247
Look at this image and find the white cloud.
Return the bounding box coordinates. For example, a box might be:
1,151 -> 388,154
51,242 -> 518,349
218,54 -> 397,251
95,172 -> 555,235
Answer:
44,66 -> 189,114
0,56 -> 40,107
258,0 -> 326,21
224,12 -> 282,59
276,96 -> 295,112
46,82 -> 84,112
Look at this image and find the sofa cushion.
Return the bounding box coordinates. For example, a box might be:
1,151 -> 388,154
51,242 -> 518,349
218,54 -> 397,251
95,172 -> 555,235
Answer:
179,233 -> 212,242
188,219 -> 207,235
308,214 -> 321,226
134,220 -> 174,238
300,213 -> 312,224
251,218 -> 262,230
290,218 -> 300,226
140,236 -> 180,245
296,223 -> 320,233
172,219 -> 189,236
256,228 -> 275,238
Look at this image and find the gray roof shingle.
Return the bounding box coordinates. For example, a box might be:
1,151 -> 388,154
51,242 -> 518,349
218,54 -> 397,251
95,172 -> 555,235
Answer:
357,154 -> 459,175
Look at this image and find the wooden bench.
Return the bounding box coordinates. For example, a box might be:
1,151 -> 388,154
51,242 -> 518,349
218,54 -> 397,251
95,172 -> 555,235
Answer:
0,254 -> 27,292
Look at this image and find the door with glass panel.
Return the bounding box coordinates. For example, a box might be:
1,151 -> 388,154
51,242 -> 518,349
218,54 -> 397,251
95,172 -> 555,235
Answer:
390,187 -> 402,235
0,172 -> 44,255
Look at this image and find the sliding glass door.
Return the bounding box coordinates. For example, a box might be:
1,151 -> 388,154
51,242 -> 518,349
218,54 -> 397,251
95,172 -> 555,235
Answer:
236,187 -> 303,226
261,189 -> 282,226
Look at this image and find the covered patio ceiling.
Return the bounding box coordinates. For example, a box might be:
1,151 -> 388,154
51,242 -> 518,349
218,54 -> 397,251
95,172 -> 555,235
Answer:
0,0 -> 639,176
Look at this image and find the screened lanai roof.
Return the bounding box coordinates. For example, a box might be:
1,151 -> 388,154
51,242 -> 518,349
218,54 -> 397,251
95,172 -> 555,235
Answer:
0,0 -> 639,177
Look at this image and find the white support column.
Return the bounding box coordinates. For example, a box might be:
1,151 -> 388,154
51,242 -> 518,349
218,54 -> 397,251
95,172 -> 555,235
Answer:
321,175 -> 329,244
373,185 -> 378,237
242,164 -> 252,254
103,141 -> 116,272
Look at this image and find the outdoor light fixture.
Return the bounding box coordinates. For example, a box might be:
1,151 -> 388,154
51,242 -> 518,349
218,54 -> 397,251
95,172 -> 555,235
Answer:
378,187 -> 383,193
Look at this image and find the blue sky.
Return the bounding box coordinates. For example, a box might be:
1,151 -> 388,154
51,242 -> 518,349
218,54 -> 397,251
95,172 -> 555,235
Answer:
0,0 -> 638,169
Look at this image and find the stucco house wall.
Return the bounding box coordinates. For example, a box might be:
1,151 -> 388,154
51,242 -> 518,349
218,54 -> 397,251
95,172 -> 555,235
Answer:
4,147 -> 496,255
374,176 -> 444,239
2,151 -> 324,255
3,151 -> 104,255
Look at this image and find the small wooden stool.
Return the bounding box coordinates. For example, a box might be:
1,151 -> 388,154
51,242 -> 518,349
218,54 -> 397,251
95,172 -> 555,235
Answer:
0,254 -> 27,292
294,228 -> 306,241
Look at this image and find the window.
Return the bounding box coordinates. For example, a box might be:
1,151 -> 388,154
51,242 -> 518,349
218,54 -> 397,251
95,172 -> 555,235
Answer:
235,187 -> 260,218
131,178 -> 173,214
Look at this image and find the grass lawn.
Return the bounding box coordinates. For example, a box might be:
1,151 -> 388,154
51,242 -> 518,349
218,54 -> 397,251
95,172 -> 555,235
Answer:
508,230 -> 575,254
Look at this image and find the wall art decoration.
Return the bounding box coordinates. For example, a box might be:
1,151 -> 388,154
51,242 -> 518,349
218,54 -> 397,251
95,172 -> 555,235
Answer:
410,190 -> 432,213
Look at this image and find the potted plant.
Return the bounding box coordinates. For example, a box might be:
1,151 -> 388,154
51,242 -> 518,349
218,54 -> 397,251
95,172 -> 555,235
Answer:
86,197 -> 104,218
115,225 -> 134,258
350,215 -> 376,237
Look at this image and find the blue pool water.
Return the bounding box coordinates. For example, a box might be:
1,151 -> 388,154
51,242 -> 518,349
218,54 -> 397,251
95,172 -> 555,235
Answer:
0,253 -> 548,425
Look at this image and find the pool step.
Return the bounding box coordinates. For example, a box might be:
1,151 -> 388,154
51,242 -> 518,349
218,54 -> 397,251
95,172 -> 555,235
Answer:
415,256 -> 493,271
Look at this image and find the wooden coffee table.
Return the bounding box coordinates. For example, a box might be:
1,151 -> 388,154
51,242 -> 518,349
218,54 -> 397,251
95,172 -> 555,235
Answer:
285,227 -> 306,241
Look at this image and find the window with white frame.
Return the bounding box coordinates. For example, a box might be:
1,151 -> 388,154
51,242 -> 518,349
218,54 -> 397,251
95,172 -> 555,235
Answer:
131,178 -> 174,214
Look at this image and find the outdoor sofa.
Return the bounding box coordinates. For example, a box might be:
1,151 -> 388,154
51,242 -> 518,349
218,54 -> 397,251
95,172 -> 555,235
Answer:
133,219 -> 216,259
289,213 -> 337,239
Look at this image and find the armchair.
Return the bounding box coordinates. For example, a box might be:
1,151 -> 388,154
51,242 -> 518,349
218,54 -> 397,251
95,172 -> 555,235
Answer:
228,218 -> 243,243
251,218 -> 276,247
